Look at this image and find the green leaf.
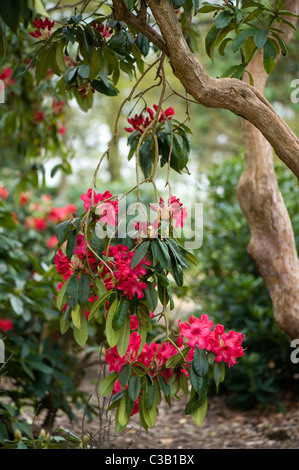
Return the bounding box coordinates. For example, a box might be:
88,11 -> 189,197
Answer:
254,29 -> 268,50
197,5 -> 220,13
165,238 -> 189,268
116,315 -> 131,357
0,20 -> 4,62
191,397 -> 207,426
27,356 -> 53,375
192,0 -> 199,15
66,276 -> 79,309
144,281 -> 158,312
270,31 -> 288,56
55,219 -> 72,245
170,254 -> 184,287
112,297 -> 130,330
62,26 -> 75,44
151,240 -> 170,270
9,295 -> 24,316
213,361 -> 225,390
35,44 -> 57,84
215,11 -> 233,29
106,299 -> 121,347
0,0 -> 21,32
158,376 -> 170,396
119,364 -> 131,389
131,241 -> 150,269
140,396 -> 157,428
60,314 -> 70,335
99,371 -> 118,397
128,375 -> 141,402
87,291 -> 110,320
180,372 -> 189,397
73,310 -> 88,347
193,346 -> 209,377
232,28 -> 257,52
56,276 -> 73,311
205,24 -> 219,60
135,34 -> 150,56
263,38 -> 277,74
91,79 -> 118,96
144,376 -> 155,409
139,138 -> 153,178
78,64 -> 90,80
71,303 -> 81,329
78,272 -> 90,306
218,37 -> 232,56
190,363 -> 204,393
117,392 -> 130,427
66,229 -> 77,260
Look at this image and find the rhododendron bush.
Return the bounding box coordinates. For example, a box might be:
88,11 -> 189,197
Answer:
53,181 -> 245,430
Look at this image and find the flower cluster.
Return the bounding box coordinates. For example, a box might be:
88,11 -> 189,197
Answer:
0,318 -> 14,332
32,97 -> 67,135
0,68 -> 15,87
81,188 -> 118,226
104,314 -> 245,417
54,234 -> 96,282
178,314 -> 245,368
124,104 -> 175,134
29,18 -> 55,40
101,244 -> 151,300
0,186 -> 9,200
105,331 -> 180,415
92,22 -> 111,39
150,195 -> 188,229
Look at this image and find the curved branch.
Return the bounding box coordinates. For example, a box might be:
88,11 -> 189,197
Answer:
112,0 -> 168,55
112,0 -> 299,178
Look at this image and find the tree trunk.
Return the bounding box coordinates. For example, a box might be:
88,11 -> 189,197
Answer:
236,1 -> 299,339
112,0 -> 299,338
237,59 -> 299,339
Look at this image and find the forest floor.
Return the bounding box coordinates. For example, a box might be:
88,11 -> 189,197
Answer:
47,360 -> 299,450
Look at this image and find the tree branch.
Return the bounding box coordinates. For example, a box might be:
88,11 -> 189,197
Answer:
112,0 -> 299,179
112,0 -> 168,55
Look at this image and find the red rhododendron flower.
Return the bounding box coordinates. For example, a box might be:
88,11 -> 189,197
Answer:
0,186 -> 8,200
0,318 -> 14,332
20,192 -> 29,205
29,17 -> 55,40
47,234 -> 58,249
92,22 -> 111,39
178,315 -> 245,367
33,110 -> 45,124
52,98 -> 66,115
179,314 -> 214,350
150,195 -> 188,228
81,189 -> 118,226
212,330 -> 245,367
101,244 -> 150,300
54,235 -> 96,280
47,204 -> 77,223
0,68 -> 15,87
25,216 -> 47,231
125,104 -> 175,133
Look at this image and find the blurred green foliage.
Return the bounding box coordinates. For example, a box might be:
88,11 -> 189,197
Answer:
0,190 -> 100,444
189,155 -> 299,408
